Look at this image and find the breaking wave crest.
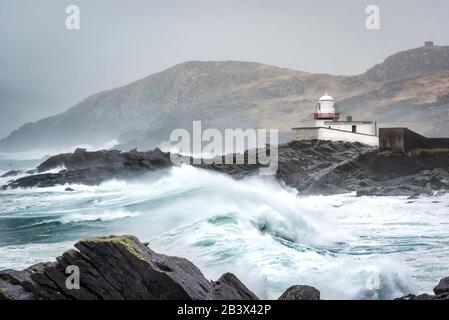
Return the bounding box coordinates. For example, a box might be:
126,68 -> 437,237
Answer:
2,165 -> 449,299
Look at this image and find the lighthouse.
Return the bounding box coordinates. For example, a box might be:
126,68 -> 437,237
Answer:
314,93 -> 340,127
292,94 -> 379,147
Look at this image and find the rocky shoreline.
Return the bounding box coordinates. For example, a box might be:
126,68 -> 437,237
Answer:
2,140 -> 449,197
397,277 -> 449,300
0,235 -> 447,300
0,235 -> 319,300
2,141 -> 449,300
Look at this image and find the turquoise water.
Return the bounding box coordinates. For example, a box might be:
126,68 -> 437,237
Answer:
1,165 -> 449,299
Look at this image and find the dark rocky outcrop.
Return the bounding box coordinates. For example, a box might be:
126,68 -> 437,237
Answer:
2,148 -> 173,189
397,294 -> 434,300
433,277 -> 449,296
3,140 -> 449,197
0,170 -> 22,178
397,276 -> 449,300
303,150 -> 449,196
212,273 -> 259,300
0,141 -> 372,191
0,235 -> 258,300
275,140 -> 372,193
278,285 -> 320,300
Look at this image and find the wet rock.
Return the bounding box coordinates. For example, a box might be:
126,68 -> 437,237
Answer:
407,193 -> 421,200
278,285 -> 320,300
304,149 -> 449,197
3,140 -> 449,197
356,190 -> 375,197
4,148 -> 173,189
398,276 -> 449,300
396,293 -> 432,300
0,170 -> 22,178
212,273 -> 259,300
434,277 -> 449,295
0,235 -> 259,300
359,181 -> 368,187
0,141 -> 373,190
435,292 -> 449,300
65,187 -> 75,192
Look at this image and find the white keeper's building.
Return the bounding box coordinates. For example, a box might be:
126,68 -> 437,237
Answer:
292,94 -> 379,147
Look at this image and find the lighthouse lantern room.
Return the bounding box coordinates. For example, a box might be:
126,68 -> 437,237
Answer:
314,93 -> 340,127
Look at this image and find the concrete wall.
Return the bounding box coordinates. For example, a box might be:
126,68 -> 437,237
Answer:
323,123 -> 376,135
379,128 -> 406,152
379,128 -> 449,153
315,120 -> 326,128
292,127 -> 379,147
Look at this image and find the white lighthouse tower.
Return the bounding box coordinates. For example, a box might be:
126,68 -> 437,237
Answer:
315,93 -> 340,127
292,93 -> 379,147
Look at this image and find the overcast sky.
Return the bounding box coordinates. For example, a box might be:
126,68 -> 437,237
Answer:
1,0 -> 449,110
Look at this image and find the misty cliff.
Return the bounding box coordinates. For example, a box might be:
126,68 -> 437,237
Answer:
1,43 -> 449,152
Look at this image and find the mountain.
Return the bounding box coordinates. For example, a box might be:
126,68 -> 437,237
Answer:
1,42 -> 449,152
365,43 -> 449,82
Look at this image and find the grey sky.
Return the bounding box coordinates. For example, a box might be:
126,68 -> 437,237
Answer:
1,0 -> 449,111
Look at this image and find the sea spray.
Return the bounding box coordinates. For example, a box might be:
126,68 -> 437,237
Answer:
2,165 -> 449,299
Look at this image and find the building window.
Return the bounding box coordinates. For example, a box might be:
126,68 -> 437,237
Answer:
352,125 -> 357,133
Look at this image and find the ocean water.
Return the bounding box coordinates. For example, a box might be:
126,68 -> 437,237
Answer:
1,165 -> 449,300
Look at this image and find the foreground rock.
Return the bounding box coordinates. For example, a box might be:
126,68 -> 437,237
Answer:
1,234 -> 447,301
398,277 -> 449,300
278,285 -> 320,300
0,235 -> 258,300
0,235 -> 321,300
434,277 -> 449,295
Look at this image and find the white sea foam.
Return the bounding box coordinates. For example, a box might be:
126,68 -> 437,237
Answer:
0,241 -> 74,270
1,165 -> 449,299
